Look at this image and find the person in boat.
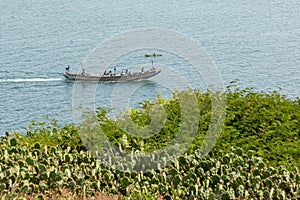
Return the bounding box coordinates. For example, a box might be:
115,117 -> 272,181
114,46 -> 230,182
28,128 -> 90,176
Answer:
65,65 -> 70,73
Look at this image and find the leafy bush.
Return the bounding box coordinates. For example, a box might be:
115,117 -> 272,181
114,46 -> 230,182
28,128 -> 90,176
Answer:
213,86 -> 300,169
1,119 -> 86,152
90,87 -> 300,169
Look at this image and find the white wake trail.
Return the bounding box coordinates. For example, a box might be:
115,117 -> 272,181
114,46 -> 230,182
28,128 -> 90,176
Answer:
0,78 -> 63,83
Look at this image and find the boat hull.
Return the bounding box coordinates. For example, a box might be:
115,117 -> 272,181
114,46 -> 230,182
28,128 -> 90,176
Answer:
63,69 -> 161,82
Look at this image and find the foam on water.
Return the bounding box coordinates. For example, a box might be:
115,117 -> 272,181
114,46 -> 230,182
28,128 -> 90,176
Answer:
0,78 -> 63,83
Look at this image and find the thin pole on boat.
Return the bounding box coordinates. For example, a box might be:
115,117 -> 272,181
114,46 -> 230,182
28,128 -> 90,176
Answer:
80,61 -> 86,74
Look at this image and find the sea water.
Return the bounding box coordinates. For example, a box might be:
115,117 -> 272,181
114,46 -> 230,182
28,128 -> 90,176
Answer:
0,0 -> 299,134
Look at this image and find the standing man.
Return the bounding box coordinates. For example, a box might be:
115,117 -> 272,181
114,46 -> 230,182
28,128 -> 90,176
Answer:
66,65 -> 70,73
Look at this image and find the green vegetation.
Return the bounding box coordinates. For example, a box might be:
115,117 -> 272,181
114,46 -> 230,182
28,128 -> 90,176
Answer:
80,85 -> 300,169
0,86 -> 299,199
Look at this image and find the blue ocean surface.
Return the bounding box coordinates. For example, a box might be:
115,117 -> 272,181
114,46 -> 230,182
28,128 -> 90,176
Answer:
0,0 -> 299,134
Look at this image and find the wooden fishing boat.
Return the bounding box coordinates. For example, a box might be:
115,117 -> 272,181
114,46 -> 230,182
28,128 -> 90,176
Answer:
64,53 -> 162,82
63,67 -> 161,82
